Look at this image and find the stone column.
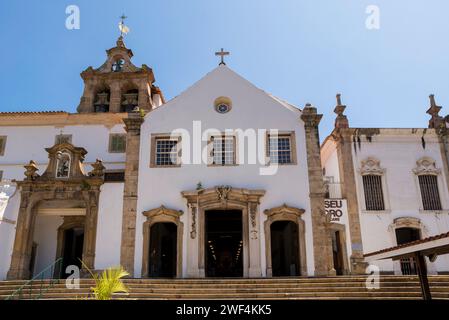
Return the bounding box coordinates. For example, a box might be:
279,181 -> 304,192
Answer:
335,129 -> 367,274
301,104 -> 334,276
82,189 -> 100,270
120,111 -> 144,276
77,81 -> 95,113
7,190 -> 34,280
109,81 -> 122,113
186,203 -> 200,277
426,95 -> 449,201
248,202 -> 262,277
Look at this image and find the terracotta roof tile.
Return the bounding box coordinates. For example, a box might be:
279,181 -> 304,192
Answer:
0,111 -> 67,116
364,232 -> 449,257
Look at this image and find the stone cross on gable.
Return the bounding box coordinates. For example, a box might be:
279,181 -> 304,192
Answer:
215,48 -> 230,65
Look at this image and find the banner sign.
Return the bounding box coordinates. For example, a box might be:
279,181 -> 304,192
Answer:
324,199 -> 347,223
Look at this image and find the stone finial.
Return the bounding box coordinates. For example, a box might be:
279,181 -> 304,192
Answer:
426,94 -> 444,129
334,93 -> 349,129
89,159 -> 105,177
24,160 -> 39,181
301,103 -> 323,127
116,36 -> 126,48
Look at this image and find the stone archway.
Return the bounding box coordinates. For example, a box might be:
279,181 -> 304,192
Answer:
182,186 -> 265,278
7,143 -> 104,280
141,206 -> 184,278
388,216 -> 436,275
264,204 -> 307,277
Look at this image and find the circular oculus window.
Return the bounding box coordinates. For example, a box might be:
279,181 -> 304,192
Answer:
216,103 -> 230,114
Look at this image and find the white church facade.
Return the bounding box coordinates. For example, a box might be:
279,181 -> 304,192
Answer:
0,36 -> 449,280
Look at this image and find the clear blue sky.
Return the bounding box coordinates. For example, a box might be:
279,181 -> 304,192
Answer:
1,0 -> 449,137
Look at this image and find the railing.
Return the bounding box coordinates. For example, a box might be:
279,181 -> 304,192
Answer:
324,182 -> 342,199
5,258 -> 63,300
400,258 -> 418,275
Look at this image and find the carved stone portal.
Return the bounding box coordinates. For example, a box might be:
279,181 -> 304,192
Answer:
7,142 -> 104,280
181,186 -> 265,278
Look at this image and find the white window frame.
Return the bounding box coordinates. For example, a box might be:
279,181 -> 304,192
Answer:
151,134 -> 181,168
208,134 -> 237,166
266,131 -> 297,165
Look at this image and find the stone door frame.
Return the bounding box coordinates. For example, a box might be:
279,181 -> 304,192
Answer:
264,204 -> 308,277
7,182 -> 102,280
182,186 -> 265,278
141,206 -> 184,278
328,222 -> 350,275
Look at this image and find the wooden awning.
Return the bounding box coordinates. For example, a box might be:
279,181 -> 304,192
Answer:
364,232 -> 449,262
364,232 -> 449,300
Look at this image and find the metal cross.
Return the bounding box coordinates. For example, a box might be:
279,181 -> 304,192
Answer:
215,48 -> 230,65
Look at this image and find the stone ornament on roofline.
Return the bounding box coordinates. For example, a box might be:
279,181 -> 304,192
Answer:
360,157 -> 385,176
413,157 -> 441,176
24,160 -> 39,181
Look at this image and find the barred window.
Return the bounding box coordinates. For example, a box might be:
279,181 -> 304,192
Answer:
0,136 -> 7,156
362,175 -> 385,211
55,134 -> 72,145
109,134 -> 126,153
268,135 -> 292,164
418,175 -> 442,210
211,136 -> 235,165
155,138 -> 179,166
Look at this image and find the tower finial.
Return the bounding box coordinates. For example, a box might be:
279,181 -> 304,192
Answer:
427,94 -> 444,129
333,93 -> 349,129
118,14 -> 130,38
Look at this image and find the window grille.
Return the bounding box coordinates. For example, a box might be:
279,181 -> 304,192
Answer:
418,174 -> 442,210
362,174 -> 385,210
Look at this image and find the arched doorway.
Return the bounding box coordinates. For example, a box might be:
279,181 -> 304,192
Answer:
395,227 -> 421,275
270,221 -> 300,276
149,222 -> 177,277
61,227 -> 84,278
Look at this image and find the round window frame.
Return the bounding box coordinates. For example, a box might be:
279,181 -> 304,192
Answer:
213,97 -> 232,114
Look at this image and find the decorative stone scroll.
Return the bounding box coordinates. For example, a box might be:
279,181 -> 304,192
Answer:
412,157 -> 441,176
360,157 -> 385,176
181,186 -> 265,278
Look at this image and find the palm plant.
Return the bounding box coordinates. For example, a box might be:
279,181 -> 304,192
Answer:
81,261 -> 130,300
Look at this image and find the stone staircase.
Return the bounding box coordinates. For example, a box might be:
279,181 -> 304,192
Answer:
1,276 -> 449,300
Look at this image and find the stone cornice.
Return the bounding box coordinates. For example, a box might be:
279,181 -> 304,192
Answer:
264,203 -> 305,218
142,205 -> 183,219
181,186 -> 266,205
0,112 -> 127,127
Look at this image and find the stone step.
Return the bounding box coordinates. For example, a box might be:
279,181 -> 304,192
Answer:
2,286 -> 449,296
1,277 -> 448,286
1,281 -> 448,291
2,276 -> 448,300
3,291 -> 449,300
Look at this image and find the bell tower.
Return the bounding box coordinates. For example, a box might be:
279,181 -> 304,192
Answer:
77,22 -> 164,113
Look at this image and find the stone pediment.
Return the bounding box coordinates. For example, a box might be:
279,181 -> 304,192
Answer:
181,185 -> 265,207
19,142 -> 105,184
